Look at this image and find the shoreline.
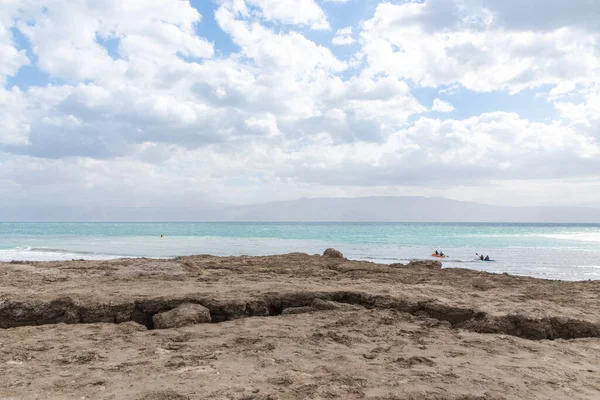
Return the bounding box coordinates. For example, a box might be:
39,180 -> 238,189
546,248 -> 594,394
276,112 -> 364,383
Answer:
5,254 -> 596,283
3,220 -> 600,281
1,251 -> 599,399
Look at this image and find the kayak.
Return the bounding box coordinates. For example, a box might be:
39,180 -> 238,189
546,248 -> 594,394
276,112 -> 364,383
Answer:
432,253 -> 447,258
475,258 -> 495,262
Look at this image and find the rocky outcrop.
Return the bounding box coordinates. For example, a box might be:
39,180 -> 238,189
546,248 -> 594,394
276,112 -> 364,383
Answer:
323,248 -> 344,258
1,290 -> 600,341
152,303 -> 211,329
389,260 -> 442,269
407,260 -> 442,269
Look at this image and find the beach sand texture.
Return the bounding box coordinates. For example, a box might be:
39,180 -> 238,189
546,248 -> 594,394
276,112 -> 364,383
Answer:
1,251 -> 599,399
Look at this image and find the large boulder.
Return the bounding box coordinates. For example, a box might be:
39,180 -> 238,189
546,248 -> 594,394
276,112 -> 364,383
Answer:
152,303 -> 211,329
323,248 -> 344,259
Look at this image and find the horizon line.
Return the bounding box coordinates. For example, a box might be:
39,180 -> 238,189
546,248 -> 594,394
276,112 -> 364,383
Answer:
2,221 -> 600,224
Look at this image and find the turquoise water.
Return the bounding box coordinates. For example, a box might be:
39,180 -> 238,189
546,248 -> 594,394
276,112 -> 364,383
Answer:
1,222 -> 600,280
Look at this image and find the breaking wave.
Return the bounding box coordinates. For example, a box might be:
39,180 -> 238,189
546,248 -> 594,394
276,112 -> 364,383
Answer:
0,246 -> 124,262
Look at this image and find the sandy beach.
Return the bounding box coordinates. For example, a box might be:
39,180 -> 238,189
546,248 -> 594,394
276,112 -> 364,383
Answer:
1,250 -> 599,399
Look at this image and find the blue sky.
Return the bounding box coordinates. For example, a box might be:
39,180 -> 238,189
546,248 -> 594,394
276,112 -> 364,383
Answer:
1,0 -> 600,209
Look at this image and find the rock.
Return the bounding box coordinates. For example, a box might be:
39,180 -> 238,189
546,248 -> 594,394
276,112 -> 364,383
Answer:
282,299 -> 364,315
152,303 -> 211,329
281,306 -> 315,315
389,260 -> 442,269
408,260 -> 442,269
395,356 -> 435,368
323,248 -> 344,258
137,390 -> 189,400
388,263 -> 404,268
311,299 -> 342,311
313,298 -> 363,311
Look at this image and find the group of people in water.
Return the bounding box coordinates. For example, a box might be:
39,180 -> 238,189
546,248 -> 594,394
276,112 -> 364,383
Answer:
434,250 -> 491,261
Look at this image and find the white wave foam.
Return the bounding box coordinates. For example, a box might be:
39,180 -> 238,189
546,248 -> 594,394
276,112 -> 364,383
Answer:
0,247 -> 123,262
539,233 -> 600,243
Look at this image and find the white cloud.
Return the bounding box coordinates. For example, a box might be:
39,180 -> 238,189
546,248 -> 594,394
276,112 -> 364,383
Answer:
245,113 -> 280,137
438,84 -> 460,95
554,83 -> 600,139
273,112 -> 600,188
244,0 -> 330,30
483,0 -> 600,32
0,33 -> 29,86
332,27 -> 354,45
215,4 -> 344,76
0,3 -> 30,86
431,98 -> 455,112
0,87 -> 31,146
13,0 -> 213,82
341,75 -> 426,125
359,1 -> 600,94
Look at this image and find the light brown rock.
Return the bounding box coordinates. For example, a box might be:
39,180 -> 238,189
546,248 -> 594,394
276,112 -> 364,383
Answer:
152,303 -> 211,329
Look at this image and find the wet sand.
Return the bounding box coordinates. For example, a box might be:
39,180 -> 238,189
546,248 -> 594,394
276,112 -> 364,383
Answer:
1,252 -> 599,399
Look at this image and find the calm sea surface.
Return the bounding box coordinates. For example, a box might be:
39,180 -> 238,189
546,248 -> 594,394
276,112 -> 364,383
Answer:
1,222 -> 599,281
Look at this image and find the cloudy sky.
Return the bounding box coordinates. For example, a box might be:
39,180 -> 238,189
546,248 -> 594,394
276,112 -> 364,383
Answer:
1,0 -> 600,210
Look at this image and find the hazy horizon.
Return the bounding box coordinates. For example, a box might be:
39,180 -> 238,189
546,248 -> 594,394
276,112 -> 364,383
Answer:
2,1 -> 600,210
3,196 -> 600,223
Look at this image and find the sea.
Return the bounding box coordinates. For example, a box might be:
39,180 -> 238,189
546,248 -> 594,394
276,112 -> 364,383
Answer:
1,222 -> 599,281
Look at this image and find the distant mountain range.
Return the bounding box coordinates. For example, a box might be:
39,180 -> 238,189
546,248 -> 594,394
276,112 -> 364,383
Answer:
209,196 -> 600,223
3,196 -> 600,222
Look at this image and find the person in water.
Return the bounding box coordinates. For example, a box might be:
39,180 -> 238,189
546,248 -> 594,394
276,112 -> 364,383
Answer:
440,251 -> 444,256
480,254 -> 484,260
435,250 -> 439,255
484,255 -> 490,261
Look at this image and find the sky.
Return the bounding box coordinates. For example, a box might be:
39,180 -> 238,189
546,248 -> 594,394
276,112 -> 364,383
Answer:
1,0 -> 600,210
